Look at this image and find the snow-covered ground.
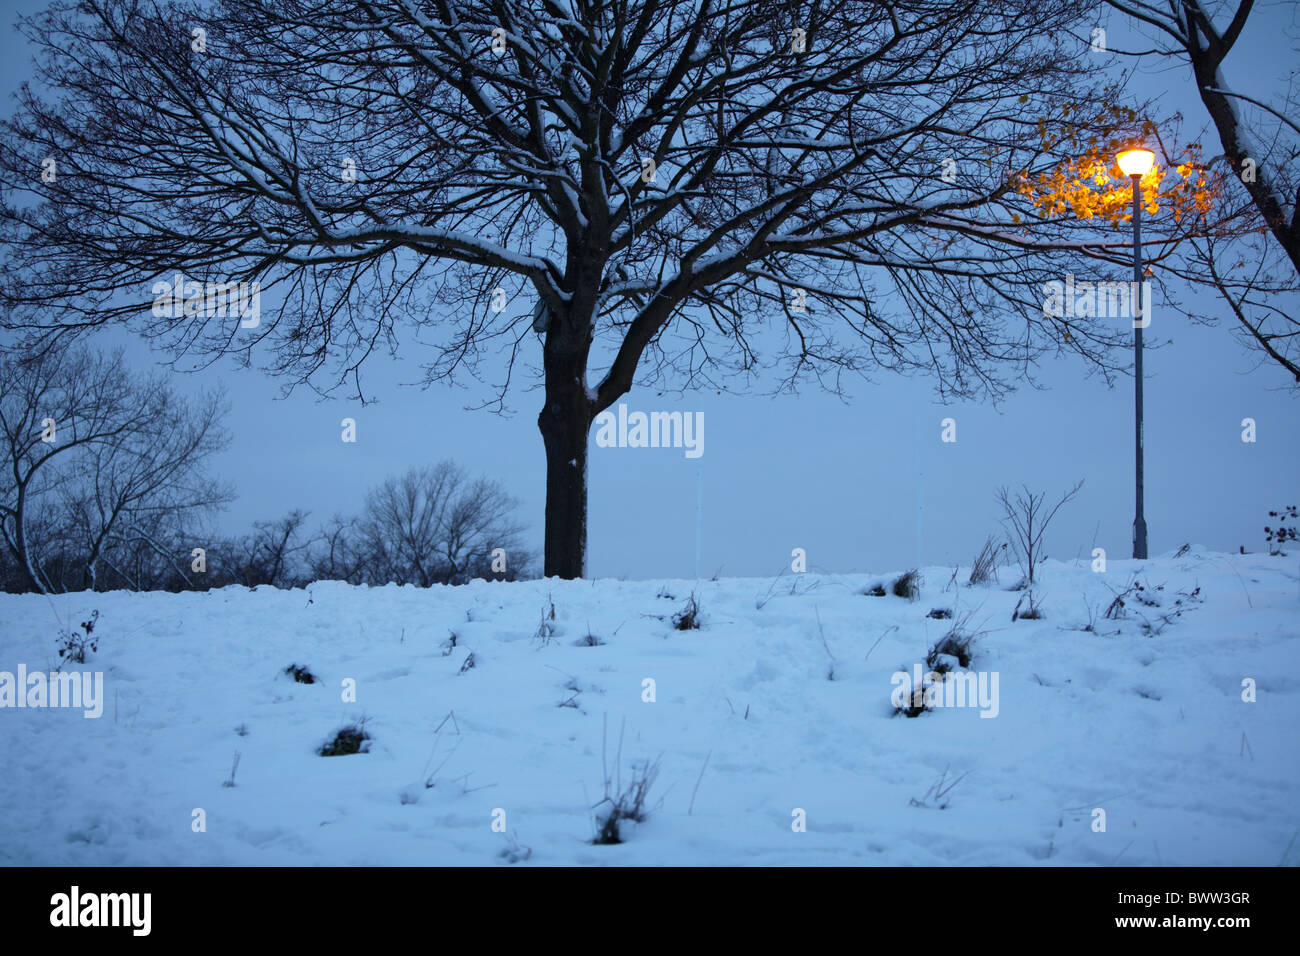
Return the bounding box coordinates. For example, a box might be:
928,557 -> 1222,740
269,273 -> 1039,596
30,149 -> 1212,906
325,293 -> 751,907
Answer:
1,547 -> 1296,866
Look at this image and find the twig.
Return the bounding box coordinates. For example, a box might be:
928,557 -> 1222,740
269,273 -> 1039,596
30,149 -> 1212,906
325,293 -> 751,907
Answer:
1217,557 -> 1254,608
864,625 -> 897,664
616,717 -> 626,795
1279,828 -> 1298,866
222,751 -> 241,788
601,713 -> 609,797
433,710 -> 460,735
814,605 -> 835,664
689,750 -> 712,816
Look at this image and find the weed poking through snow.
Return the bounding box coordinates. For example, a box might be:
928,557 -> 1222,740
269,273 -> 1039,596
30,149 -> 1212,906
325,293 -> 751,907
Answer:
534,596 -> 558,645
221,752 -> 241,787
590,716 -> 662,844
1012,591 -> 1044,621
574,620 -> 604,646
318,720 -> 371,756
56,610 -> 99,663
926,618 -> 977,671
284,663 -> 317,684
592,757 -> 661,844
498,830 -> 533,864
909,764 -> 972,809
892,569 -> 921,599
672,592 -> 701,630
968,536 -> 1004,585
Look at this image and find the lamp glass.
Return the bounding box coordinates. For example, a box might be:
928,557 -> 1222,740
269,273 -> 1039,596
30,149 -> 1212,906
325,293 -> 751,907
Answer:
1117,148 -> 1156,177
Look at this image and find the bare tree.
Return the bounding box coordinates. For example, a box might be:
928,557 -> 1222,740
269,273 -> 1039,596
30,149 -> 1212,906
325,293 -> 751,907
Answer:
357,462 -> 527,585
58,389 -> 230,589
996,480 -> 1085,585
0,346 -> 231,592
1103,0 -> 1300,382
3,0 -> 1203,577
307,514 -> 368,586
210,510 -> 313,588
96,505 -> 206,592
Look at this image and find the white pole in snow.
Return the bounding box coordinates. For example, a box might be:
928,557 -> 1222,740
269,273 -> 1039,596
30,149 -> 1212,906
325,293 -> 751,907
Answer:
695,459 -> 703,580
914,380 -> 924,570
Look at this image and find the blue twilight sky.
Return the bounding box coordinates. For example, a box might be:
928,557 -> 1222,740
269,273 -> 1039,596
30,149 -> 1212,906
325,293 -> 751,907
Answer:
0,1 -> 1295,580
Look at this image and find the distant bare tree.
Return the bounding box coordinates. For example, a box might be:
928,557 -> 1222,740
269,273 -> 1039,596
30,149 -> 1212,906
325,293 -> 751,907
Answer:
57,387 -> 230,589
0,346 -> 230,592
996,480 -> 1085,585
307,514 -> 368,586
96,506 -> 205,592
358,462 -> 527,586
211,509 -> 313,588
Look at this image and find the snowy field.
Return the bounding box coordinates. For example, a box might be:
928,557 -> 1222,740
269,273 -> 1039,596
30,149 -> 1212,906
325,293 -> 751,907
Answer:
1,547 -> 1296,866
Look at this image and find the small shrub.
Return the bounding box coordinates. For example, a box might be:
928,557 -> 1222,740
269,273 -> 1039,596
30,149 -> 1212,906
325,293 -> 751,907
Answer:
459,651 -> 476,674
1265,505 -> 1298,555
996,480 -> 1084,585
672,592 -> 701,630
318,721 -> 371,756
927,607 -> 952,620
891,569 -> 921,600
864,582 -> 886,597
1136,582 -> 1202,636
1105,576 -> 1163,620
57,610 -> 100,663
284,663 -> 317,684
574,631 -> 605,647
1133,580 -> 1163,607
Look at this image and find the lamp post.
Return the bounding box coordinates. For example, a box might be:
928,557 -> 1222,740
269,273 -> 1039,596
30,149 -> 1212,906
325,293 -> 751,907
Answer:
1116,147 -> 1155,560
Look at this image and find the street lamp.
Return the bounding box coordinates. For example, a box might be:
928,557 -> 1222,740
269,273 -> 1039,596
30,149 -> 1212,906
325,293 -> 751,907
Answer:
1116,147 -> 1155,559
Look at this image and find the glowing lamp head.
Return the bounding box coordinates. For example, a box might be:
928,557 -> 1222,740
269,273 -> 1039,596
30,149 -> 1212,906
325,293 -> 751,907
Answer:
1117,148 -> 1156,177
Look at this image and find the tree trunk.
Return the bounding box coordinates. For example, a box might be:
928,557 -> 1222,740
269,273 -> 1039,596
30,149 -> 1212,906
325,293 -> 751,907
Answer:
12,490 -> 47,594
539,349 -> 593,579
